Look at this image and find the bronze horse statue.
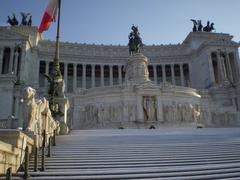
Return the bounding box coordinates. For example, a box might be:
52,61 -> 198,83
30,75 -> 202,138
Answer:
128,25 -> 143,55
7,14 -> 18,26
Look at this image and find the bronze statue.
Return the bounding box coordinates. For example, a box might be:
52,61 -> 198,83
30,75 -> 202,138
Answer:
191,19 -> 215,33
209,23 -> 215,32
27,16 -> 32,26
203,21 -> 210,32
20,12 -> 30,26
7,13 -> 18,26
128,25 -> 143,55
197,20 -> 203,31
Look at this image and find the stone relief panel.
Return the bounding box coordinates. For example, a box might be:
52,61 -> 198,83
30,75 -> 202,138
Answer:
143,96 -> 157,121
78,103 -> 137,128
211,112 -> 237,127
163,102 -> 200,125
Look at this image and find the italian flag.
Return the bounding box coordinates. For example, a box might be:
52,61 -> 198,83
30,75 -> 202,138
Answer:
39,0 -> 59,33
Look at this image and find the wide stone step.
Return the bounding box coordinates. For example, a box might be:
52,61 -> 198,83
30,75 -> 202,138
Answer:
29,154 -> 240,165
9,165 -> 240,180
6,129 -> 240,179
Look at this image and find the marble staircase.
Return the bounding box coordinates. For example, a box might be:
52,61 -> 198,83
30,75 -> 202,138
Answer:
6,129 -> 240,179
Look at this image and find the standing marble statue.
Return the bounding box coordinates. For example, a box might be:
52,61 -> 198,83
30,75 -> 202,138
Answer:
22,87 -> 58,137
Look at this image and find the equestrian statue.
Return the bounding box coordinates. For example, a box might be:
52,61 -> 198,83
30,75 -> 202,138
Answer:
128,25 -> 143,55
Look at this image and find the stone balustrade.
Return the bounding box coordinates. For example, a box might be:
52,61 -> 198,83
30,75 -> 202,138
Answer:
0,130 -> 34,175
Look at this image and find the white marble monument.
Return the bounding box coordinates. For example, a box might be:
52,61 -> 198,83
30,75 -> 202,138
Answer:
0,25 -> 240,129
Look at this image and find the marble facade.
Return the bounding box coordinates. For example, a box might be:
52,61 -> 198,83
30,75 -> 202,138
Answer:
0,26 -> 240,129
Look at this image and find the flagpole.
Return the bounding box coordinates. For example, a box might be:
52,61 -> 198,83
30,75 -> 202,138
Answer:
53,0 -> 62,81
51,0 -> 64,114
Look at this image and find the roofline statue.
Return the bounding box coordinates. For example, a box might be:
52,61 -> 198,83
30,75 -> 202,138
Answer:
7,13 -> 33,27
7,13 -> 19,26
190,19 -> 215,33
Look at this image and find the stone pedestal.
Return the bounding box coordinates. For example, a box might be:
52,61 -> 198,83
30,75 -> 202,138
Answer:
125,53 -> 150,85
54,97 -> 70,135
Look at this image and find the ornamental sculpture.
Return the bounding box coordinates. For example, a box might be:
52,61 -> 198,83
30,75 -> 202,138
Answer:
190,19 -> 215,32
128,25 -> 143,55
7,12 -> 32,27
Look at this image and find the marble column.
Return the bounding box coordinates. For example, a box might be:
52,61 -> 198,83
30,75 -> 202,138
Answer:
153,65 -> 157,84
188,63 -> 192,87
225,52 -> 233,82
73,64 -> 77,92
8,48 -> 14,74
91,64 -> 95,88
234,50 -> 240,79
171,64 -> 175,85
118,65 -> 122,85
156,96 -> 164,122
13,51 -> 19,75
82,64 -> 86,89
0,48 -> 3,74
64,63 -> 68,90
162,64 -> 166,83
110,65 -> 113,86
45,61 -> 50,87
100,65 -> 104,87
180,64 -> 185,86
19,44 -> 26,82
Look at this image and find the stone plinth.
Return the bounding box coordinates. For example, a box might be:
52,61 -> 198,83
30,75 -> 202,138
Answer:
54,97 -> 70,135
125,53 -> 150,85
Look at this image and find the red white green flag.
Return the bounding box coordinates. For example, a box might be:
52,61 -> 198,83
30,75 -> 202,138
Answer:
39,0 -> 58,33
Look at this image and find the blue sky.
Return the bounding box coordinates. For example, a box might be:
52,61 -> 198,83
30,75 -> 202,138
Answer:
1,0 -> 240,45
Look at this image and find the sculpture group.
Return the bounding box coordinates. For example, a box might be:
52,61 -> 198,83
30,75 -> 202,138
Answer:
190,19 -> 215,32
163,102 -> 201,125
128,25 -> 143,55
22,87 -> 58,142
7,13 -> 32,27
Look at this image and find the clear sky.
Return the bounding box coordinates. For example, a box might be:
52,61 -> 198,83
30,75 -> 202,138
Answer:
1,0 -> 240,45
